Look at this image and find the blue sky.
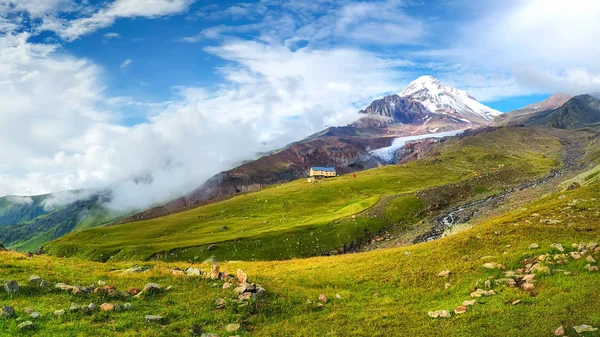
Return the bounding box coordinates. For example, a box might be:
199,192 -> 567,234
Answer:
0,0 -> 599,206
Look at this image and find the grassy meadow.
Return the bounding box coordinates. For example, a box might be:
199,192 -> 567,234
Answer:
44,128 -> 562,262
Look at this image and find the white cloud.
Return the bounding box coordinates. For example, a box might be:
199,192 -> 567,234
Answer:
5,195 -> 33,205
29,0 -> 196,41
119,58 -> 132,72
103,32 -> 121,39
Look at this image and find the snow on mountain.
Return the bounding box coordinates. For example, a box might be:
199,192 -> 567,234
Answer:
400,76 -> 502,123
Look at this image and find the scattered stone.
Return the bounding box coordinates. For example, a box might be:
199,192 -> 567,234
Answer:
586,255 -> 596,263
81,305 -> 91,314
318,294 -> 328,303
573,325 -> 598,333
220,226 -> 228,231
190,324 -> 203,336
428,310 -> 451,318
587,242 -> 598,250
225,324 -> 241,333
135,283 -> 162,297
463,300 -> 476,306
512,300 -> 521,305
496,278 -> 517,287
570,252 -> 582,260
482,262 -> 497,269
200,334 -> 219,337
589,265 -> 599,272
335,294 -> 342,299
54,310 -> 65,316
484,280 -> 492,289
521,281 -> 535,291
185,268 -> 202,276
123,303 -> 133,311
554,325 -> 564,336
550,243 -> 564,252
100,303 -> 114,311
215,298 -> 226,309
437,270 -> 451,277
4,280 -> 19,293
128,287 -> 141,295
522,274 -> 535,283
69,303 -> 80,313
23,307 -> 34,314
114,303 -> 123,312
444,283 -> 452,289
94,287 -> 107,295
210,264 -> 221,279
528,243 -> 539,250
454,305 -> 468,314
88,303 -> 97,311
97,280 -> 106,286
28,275 -> 42,286
30,312 -> 41,319
171,269 -> 186,277
223,282 -> 232,290
39,280 -> 50,288
107,289 -> 119,298
1,305 -> 15,318
145,315 -> 163,322
237,270 -> 248,284
238,292 -> 253,301
121,265 -> 151,274
17,321 -> 34,330
470,289 -> 496,298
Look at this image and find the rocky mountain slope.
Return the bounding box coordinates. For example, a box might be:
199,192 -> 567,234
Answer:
525,94 -> 600,129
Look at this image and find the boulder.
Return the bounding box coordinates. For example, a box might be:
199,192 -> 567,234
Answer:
128,288 -> 141,295
573,325 -> 598,333
185,268 -> 202,276
1,305 -> 15,318
226,323 -> 241,333
318,294 -> 328,303
237,270 -> 248,284
17,321 -> 34,330
453,305 -> 468,314
437,270 -> 450,277
4,280 -> 19,293
554,325 -> 564,336
28,275 -> 42,286
69,303 -> 80,313
210,264 -> 220,279
145,315 -> 163,322
100,303 -> 114,311
428,310 -> 451,318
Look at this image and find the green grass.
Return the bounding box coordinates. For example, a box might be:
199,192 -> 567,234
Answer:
2,179 -> 600,336
44,128 -> 562,262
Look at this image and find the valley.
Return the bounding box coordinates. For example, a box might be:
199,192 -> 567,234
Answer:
2,78 -> 600,337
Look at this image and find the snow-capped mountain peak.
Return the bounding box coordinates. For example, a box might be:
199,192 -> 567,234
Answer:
400,76 -> 502,122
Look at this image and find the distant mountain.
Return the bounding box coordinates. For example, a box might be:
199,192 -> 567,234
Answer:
526,94 -> 600,129
512,93 -> 572,115
0,190 -> 123,252
355,76 -> 501,128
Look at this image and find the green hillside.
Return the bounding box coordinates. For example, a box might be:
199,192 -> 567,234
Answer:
45,127 -> 564,262
1,178 -> 599,336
